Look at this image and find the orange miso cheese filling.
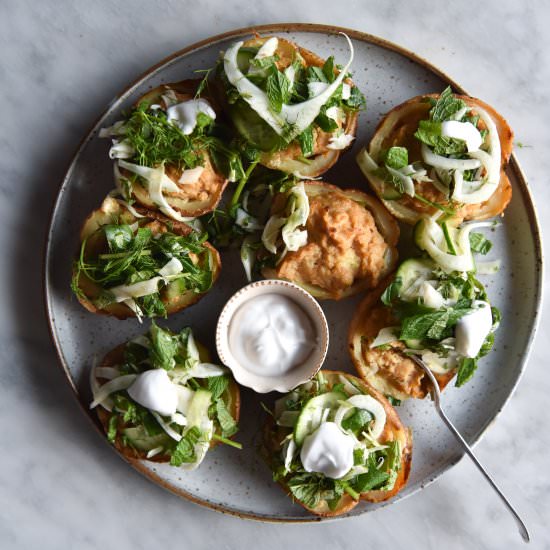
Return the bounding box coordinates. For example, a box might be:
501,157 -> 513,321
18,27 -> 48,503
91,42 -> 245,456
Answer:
276,192 -> 388,294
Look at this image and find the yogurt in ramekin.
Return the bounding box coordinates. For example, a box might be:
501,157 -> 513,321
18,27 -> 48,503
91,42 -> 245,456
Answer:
216,280 -> 329,393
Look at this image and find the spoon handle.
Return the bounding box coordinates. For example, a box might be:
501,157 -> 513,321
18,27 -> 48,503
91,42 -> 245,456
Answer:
435,400 -> 530,542
409,355 -> 530,542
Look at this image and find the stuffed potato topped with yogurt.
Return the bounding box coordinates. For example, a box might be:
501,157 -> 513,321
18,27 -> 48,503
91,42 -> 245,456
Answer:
91,323 -> 240,468
217,34 -> 364,178
357,87 -> 513,224
100,79 -> 230,221
262,371 -> 411,516
349,253 -> 500,400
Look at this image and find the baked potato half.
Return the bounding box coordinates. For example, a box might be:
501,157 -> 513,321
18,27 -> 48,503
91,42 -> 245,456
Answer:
100,79 -> 229,219
217,35 -> 364,178
260,181 -> 399,300
72,197 -> 220,320
262,370 -> 412,516
349,258 -> 500,400
91,323 -> 240,468
357,87 -> 513,225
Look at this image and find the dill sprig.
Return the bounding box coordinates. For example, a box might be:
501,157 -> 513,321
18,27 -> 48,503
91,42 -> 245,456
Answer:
123,103 -> 214,169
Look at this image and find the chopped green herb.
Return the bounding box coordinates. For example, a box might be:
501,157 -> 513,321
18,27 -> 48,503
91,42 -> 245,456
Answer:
297,125 -> 315,157
215,399 -> 238,437
170,426 -> 202,466
386,395 -> 402,407
266,69 -> 292,113
383,146 -> 408,170
429,86 -> 467,122
456,357 -> 477,387
469,232 -> 493,255
107,415 -> 118,443
149,322 -> 178,370
341,408 -> 373,434
414,120 -> 467,155
207,375 -> 229,401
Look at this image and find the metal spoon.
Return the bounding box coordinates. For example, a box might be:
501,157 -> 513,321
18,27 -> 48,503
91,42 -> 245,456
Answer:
410,355 -> 530,543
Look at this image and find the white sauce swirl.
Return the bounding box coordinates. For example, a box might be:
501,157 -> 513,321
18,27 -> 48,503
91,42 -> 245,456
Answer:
300,422 -> 355,479
455,300 -> 492,358
166,99 -> 216,135
127,369 -> 178,417
228,294 -> 316,376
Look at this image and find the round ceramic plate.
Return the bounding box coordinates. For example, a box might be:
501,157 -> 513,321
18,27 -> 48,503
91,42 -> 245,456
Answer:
44,24 -> 542,521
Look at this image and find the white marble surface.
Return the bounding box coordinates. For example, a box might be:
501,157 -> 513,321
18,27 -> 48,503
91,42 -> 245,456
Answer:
1,0 -> 549,548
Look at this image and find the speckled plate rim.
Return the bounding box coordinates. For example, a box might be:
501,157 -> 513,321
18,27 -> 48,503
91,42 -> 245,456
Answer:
43,22 -> 544,523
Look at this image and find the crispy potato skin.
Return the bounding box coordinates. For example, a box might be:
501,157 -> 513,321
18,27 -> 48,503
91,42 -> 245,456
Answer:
261,181 -> 399,300
348,276 -> 455,401
261,370 -> 412,516
74,197 -> 221,319
231,36 -> 359,178
118,79 -> 228,218
366,93 -> 513,224
95,341 -> 241,462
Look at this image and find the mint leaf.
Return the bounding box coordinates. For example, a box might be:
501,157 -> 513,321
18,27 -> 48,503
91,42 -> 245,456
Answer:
426,309 -> 451,339
344,86 -> 366,110
400,311 -> 445,340
207,375 -> 229,400
215,399 -> 238,437
430,86 -> 467,122
104,224 -> 133,252
297,125 -> 314,156
353,441 -> 401,493
123,342 -> 148,370
383,147 -> 408,169
341,408 -> 373,434
400,305 -> 472,341
266,69 -> 291,113
314,110 -> 338,132
149,322 -> 178,370
322,56 -> 336,83
456,357 -> 477,387
170,426 -> 201,466
353,448 -> 365,465
354,469 -> 390,492
249,55 -> 278,71
139,293 -> 167,319
414,120 -> 466,155
288,473 -> 324,508
469,232 -> 492,255
307,66 -> 328,83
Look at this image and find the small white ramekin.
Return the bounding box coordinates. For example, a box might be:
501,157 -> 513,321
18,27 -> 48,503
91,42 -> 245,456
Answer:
216,279 -> 329,393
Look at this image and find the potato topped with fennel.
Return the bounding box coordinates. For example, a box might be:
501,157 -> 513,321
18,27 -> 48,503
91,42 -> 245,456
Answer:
71,197 -> 220,320
356,87 -> 513,225
91,323 -> 240,468
99,79 -> 230,221
217,34 -> 364,178
349,257 -> 500,401
262,370 -> 412,517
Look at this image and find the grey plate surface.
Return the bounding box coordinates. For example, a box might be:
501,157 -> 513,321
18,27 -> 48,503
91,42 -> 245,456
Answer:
44,24 -> 543,522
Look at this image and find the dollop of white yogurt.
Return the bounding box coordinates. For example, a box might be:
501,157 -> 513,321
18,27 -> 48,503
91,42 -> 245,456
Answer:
127,369 -> 178,416
300,422 -> 355,479
166,99 -> 216,135
441,120 -> 483,152
455,300 -> 493,358
228,294 -> 316,376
